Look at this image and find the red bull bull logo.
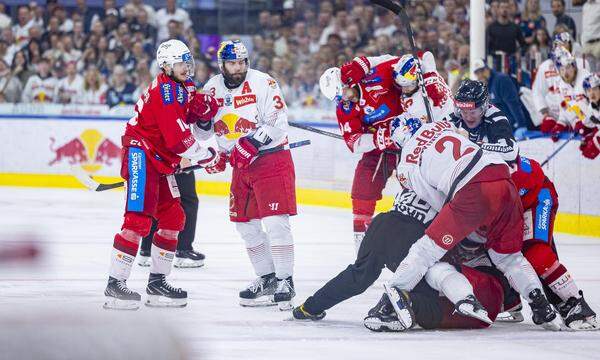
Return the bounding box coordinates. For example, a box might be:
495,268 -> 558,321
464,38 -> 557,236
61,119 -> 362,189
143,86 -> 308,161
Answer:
49,129 -> 121,174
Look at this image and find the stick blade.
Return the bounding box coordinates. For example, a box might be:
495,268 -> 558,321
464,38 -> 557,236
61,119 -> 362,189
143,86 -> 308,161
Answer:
70,165 -> 101,191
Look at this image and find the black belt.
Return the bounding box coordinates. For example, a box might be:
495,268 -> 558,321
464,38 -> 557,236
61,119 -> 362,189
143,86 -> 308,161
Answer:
444,149 -> 483,205
588,38 -> 600,44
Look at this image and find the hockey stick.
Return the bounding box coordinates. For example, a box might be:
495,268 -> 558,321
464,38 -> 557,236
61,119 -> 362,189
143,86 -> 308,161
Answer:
540,132 -> 576,167
72,140 -> 311,192
369,0 -> 435,124
289,121 -> 344,140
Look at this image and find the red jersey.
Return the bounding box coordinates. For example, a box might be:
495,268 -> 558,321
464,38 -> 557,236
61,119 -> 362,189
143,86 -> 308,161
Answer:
125,73 -> 197,174
511,156 -> 557,210
336,58 -> 403,153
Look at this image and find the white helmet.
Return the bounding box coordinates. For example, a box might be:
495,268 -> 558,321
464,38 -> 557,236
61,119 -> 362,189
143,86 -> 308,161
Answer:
319,67 -> 343,101
390,115 -> 422,148
156,39 -> 195,78
393,54 -> 419,88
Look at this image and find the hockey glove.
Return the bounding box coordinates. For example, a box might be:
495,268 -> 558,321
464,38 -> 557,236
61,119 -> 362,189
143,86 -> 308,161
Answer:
229,137 -> 260,169
540,115 -> 557,134
574,121 -> 595,138
205,151 -> 228,174
423,72 -> 448,107
580,132 -> 600,159
550,122 -> 569,142
197,147 -> 221,168
340,56 -> 370,86
187,93 -> 219,124
373,126 -> 394,151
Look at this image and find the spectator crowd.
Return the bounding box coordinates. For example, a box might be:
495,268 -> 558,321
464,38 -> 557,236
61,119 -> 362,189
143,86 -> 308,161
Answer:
0,0 -> 597,118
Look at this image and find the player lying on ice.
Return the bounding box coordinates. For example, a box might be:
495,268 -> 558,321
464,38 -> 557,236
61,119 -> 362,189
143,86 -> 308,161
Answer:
292,188 -> 510,331
103,39 -> 221,310
451,79 -> 597,330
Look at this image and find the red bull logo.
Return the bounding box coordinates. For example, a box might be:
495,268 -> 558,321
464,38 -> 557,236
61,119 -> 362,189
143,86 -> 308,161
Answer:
49,129 -> 121,173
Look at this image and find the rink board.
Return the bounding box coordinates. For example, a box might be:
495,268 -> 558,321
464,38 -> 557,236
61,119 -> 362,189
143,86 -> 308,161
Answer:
0,108 -> 599,237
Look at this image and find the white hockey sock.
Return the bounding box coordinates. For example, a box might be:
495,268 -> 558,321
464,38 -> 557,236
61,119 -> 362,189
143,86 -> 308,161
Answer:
109,248 -> 136,281
354,232 -> 365,255
149,230 -> 178,276
108,230 -> 140,280
547,271 -> 580,302
425,262 -> 473,304
264,215 -> 294,280
236,220 -> 275,277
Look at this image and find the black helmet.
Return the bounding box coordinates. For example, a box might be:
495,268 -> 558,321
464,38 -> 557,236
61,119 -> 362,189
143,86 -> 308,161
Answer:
454,79 -> 489,110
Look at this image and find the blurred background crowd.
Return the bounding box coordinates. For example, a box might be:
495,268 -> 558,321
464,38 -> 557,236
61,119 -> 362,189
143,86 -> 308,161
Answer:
0,0 -> 597,121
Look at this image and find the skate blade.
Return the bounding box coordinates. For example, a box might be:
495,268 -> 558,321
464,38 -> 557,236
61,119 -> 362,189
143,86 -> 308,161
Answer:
457,304 -> 493,325
540,316 -> 563,331
174,258 -> 204,268
277,300 -> 294,311
103,297 -> 140,311
383,283 -> 414,329
565,317 -> 599,331
145,295 -> 187,308
363,316 -> 406,332
138,257 -> 151,267
239,296 -> 276,307
496,311 -> 524,323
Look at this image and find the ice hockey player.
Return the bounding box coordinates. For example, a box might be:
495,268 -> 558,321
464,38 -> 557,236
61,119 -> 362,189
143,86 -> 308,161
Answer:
193,40 -> 297,310
292,189 -> 502,331
451,79 -> 597,330
103,39 -> 221,310
540,47 -> 591,141
450,80 -> 519,162
384,115 -> 561,331
532,32 -> 586,127
578,73 -> 600,159
319,56 -> 402,253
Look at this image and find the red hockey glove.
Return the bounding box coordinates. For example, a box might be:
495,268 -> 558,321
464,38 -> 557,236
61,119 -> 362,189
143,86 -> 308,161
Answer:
197,147 -> 221,168
205,151 -> 228,174
373,126 -> 394,151
423,72 -> 448,107
186,93 -> 219,124
213,119 -> 230,136
574,121 -> 595,138
540,115 -> 557,134
550,122 -> 569,142
229,137 -> 259,169
340,56 -> 370,86
234,117 -> 257,134
581,131 -> 600,159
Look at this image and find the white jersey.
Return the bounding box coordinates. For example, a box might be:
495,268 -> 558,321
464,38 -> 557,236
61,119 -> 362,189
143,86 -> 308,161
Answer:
54,75 -> 84,104
22,75 -> 59,103
583,101 -> 600,130
395,120 -> 506,211
557,65 -> 591,128
197,69 -> 289,153
532,58 -> 588,119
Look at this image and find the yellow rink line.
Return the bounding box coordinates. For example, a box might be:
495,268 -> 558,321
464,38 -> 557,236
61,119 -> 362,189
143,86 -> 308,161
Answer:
1,173 -> 599,238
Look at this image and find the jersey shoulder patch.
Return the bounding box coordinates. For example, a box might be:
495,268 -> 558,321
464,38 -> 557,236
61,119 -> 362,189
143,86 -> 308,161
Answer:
160,82 -> 174,105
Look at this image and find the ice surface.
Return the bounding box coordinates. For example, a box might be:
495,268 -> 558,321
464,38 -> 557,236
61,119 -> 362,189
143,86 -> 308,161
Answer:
0,187 -> 599,360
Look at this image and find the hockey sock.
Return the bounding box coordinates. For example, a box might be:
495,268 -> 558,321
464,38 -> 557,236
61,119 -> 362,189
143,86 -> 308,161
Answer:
264,215 -> 294,280
236,220 -> 275,276
353,199 -> 376,252
524,242 -> 580,301
150,229 -> 178,276
109,229 -> 141,280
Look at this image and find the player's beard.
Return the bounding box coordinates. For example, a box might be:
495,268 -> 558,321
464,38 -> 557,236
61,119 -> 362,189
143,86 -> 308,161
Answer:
223,69 -> 247,89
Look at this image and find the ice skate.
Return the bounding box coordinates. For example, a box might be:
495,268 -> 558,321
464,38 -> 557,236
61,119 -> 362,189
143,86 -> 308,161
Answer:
559,291 -> 599,331
274,276 -> 295,311
364,293 -> 407,332
383,283 -> 416,330
103,276 -> 141,310
455,295 -> 493,325
145,273 -> 187,308
174,249 -> 205,268
239,273 -> 278,307
529,289 -> 561,331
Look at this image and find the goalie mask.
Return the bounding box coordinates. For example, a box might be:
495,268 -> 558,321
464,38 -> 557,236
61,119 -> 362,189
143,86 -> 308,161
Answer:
217,40 -> 249,88
156,39 -> 195,79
